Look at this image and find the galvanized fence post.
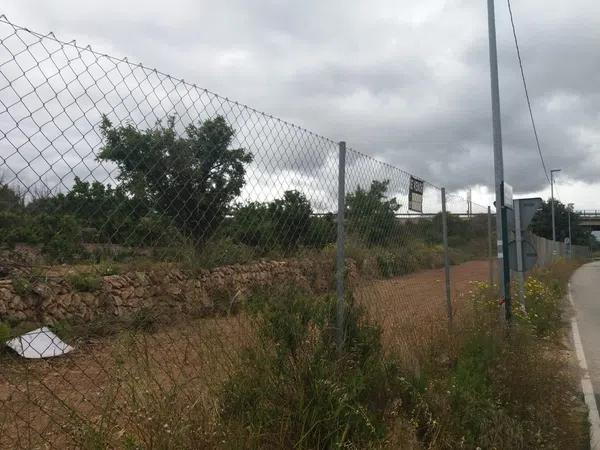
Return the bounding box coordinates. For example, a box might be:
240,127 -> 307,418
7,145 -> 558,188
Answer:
441,188 -> 453,327
336,141 -> 347,350
488,205 -> 494,286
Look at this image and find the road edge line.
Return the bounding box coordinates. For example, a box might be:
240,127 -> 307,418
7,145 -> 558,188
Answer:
569,282 -> 600,450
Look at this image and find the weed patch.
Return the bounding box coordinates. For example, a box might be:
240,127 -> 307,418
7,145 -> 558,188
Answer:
219,288 -> 415,449
11,275 -> 34,297
67,272 -> 102,292
404,261 -> 588,449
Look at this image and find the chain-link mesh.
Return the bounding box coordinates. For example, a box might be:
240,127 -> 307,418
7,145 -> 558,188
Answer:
0,17 -> 496,448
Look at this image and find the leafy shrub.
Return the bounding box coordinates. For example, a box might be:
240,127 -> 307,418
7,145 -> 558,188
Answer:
346,180 -> 400,246
97,263 -> 120,276
268,190 -> 313,249
0,211 -> 41,245
231,190 -> 334,253
40,214 -> 87,262
230,201 -> 272,249
521,277 -> 563,338
373,242 -> 444,278
220,288 -> 408,448
304,213 -> 336,248
67,272 -> 102,292
195,237 -> 257,269
11,275 -> 34,297
0,183 -> 24,211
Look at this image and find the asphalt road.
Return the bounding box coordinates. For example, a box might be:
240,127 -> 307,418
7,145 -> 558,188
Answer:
570,260 -> 600,449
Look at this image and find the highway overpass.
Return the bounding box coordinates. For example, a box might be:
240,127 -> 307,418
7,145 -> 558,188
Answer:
578,211 -> 600,231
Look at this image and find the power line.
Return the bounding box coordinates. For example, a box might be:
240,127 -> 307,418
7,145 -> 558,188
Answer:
506,0 -> 551,183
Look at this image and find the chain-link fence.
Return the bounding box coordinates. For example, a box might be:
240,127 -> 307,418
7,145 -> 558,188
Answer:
0,17 -> 497,448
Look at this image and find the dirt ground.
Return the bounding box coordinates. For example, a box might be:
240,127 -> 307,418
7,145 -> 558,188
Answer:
0,259 -> 491,449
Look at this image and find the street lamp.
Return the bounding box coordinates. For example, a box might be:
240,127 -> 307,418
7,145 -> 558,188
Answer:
568,203 -> 574,259
550,169 -> 561,242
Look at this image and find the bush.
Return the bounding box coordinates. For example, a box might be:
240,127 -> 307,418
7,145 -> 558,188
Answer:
0,211 -> 40,245
220,288 -> 410,448
346,180 -> 400,246
371,242 -> 444,278
520,277 -> 563,338
11,275 -> 34,297
407,272 -> 588,449
195,238 -> 257,269
67,272 -> 102,292
231,191 -> 334,254
40,214 -> 87,262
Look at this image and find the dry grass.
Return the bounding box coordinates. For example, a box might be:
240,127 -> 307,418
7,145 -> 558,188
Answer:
0,314 -> 255,449
0,259 -> 588,449
406,261 -> 590,450
354,260 -> 489,367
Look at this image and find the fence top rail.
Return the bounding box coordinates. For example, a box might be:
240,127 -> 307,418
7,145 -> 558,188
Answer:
0,14 -> 338,147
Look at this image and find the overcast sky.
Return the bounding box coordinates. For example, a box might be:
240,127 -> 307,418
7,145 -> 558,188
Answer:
1,0 -> 599,209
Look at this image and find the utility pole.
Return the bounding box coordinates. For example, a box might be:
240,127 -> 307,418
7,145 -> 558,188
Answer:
467,188 -> 472,217
550,169 -> 561,242
486,0 -> 511,321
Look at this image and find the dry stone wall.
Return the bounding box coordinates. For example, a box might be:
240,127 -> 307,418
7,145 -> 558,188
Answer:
0,257 -> 355,325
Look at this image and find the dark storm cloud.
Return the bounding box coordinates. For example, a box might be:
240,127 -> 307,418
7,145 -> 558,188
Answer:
2,0 -> 600,195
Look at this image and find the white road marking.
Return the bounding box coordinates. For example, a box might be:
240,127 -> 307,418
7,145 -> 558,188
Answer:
569,282 -> 600,450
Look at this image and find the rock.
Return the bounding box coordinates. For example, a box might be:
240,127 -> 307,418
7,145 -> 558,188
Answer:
32,283 -> 51,298
111,294 -> 124,307
121,286 -> 135,300
167,285 -> 183,297
104,275 -> 125,290
80,292 -> 96,306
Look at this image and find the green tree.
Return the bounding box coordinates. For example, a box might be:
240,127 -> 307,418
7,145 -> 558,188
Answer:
530,199 -> 592,245
232,201 -> 272,249
61,177 -> 146,243
232,190 -> 329,252
269,190 -> 313,249
0,182 -> 23,211
98,115 -> 253,246
346,180 -> 400,246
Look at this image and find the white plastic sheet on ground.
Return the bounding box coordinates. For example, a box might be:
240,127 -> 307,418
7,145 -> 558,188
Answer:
6,327 -> 73,358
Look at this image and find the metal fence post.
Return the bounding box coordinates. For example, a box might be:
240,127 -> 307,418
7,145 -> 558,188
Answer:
487,206 -> 494,286
441,188 -> 453,327
336,141 -> 347,350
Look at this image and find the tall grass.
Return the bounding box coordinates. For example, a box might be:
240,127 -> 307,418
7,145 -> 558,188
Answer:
10,260 -> 586,449
219,288 -> 418,449
404,260 -> 589,449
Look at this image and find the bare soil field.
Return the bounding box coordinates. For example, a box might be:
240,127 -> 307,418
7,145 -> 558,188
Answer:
0,259 -> 490,449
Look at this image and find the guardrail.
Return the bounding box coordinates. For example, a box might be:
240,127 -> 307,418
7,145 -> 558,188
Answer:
577,210 -> 600,217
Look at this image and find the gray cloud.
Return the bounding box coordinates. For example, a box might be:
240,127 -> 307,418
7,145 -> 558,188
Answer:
2,0 -> 600,197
